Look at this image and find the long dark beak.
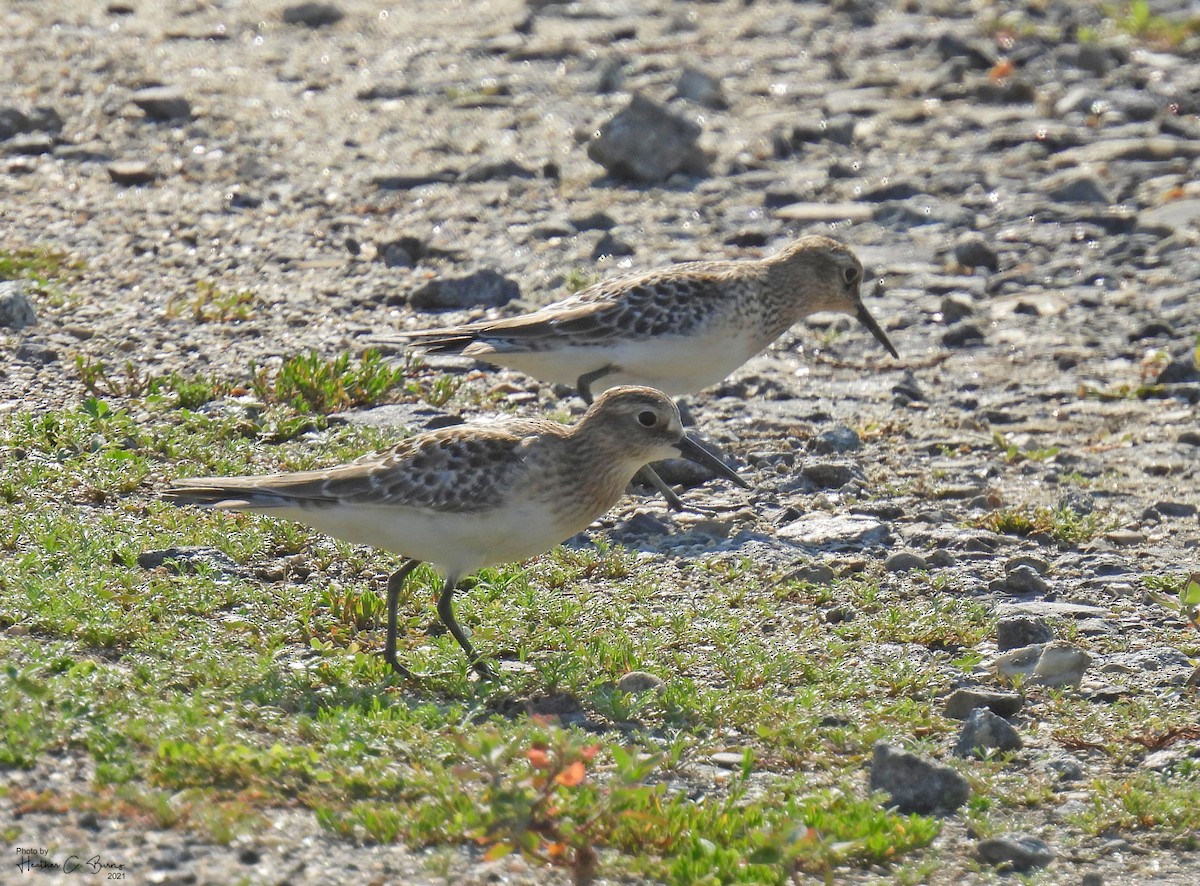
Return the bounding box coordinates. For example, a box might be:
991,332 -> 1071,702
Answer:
675,433 -> 750,489
856,303 -> 899,359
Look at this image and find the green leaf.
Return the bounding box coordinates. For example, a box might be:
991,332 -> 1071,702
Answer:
1180,573 -> 1200,607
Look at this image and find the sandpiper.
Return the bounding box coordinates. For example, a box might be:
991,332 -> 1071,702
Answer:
373,235 -> 896,509
165,386 -> 747,679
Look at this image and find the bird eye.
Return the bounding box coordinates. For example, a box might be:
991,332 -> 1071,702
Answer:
842,266 -> 860,286
636,410 -> 658,428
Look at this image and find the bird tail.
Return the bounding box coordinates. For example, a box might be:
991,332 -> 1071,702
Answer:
165,478 -> 276,510
367,330 -> 478,356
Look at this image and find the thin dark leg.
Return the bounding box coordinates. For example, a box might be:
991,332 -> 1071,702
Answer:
575,366 -> 616,406
437,577 -> 495,680
384,560 -> 422,677
635,465 -> 689,511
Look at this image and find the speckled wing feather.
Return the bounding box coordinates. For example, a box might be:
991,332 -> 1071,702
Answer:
404,262 -> 758,354
167,420 -> 557,514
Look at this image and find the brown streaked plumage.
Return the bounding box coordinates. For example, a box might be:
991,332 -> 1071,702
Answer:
374,235 -> 897,400
166,386 -> 747,679
370,235 -> 896,512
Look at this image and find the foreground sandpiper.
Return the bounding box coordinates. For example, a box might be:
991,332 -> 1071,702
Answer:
166,386 -> 747,679
373,235 -> 896,508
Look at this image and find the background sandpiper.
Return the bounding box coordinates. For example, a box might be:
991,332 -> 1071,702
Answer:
373,235 -> 896,510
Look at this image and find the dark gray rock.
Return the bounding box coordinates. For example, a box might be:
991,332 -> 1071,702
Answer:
942,321 -> 985,348
954,234 -> 999,272
785,563 -> 836,585
870,743 -> 969,814
409,269 -> 520,311
1043,753 -> 1084,782
997,614 -> 1053,650
0,281 -> 37,330
1005,555 -> 1049,574
940,293 -> 975,323
135,546 -> 240,577
801,461 -> 862,488
1155,501 -> 1198,518
1046,171 -> 1113,204
131,86 -> 192,121
459,158 -> 537,182
591,231 -> 635,259
954,708 -> 1023,757
282,2 -> 344,27
943,688 -> 1023,720
0,105 -> 63,139
1005,565 -> 1049,595
586,94 -> 707,183
810,426 -> 861,454
977,834 -> 1054,871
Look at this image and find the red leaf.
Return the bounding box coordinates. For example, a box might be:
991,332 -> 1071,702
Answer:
555,760 -> 586,787
528,748 -> 551,769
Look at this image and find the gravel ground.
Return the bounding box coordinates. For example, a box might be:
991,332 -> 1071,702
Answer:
3,0 -> 1200,884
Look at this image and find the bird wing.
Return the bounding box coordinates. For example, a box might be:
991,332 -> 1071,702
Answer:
392,264 -> 751,354
167,420 -> 553,514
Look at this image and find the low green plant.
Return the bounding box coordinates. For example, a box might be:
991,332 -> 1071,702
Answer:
165,280 -> 256,323
976,504 -> 1111,546
252,350 -> 405,415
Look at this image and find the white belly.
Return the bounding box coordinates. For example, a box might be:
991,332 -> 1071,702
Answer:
493,329 -> 765,396
253,497 -> 595,579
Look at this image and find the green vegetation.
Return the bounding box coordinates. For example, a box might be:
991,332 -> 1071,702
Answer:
976,504 -> 1113,546
564,268 -> 602,293
0,375 -> 1190,881
165,280 -> 258,323
0,246 -> 82,283
250,350 -> 406,415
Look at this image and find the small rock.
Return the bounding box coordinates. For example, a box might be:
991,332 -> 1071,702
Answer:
0,281 -> 37,330
1005,565 -> 1049,595
1104,529 -> 1145,547
994,641 -> 1091,687
976,834 -> 1054,871
616,671 -> 664,694
885,551 -> 928,573
1005,555 -> 1049,574
710,751 -> 748,770
237,848 -> 261,865
869,742 -> 969,814
1046,171 -> 1113,204
801,461 -> 862,489
409,269 -> 520,311
592,231 -> 635,259
1043,754 -> 1084,782
282,2 -> 344,27
586,93 -> 707,183
779,514 -> 889,548
107,160 -> 157,185
940,293 -> 975,323
997,615 -> 1053,651
136,546 -> 239,577
784,563 -> 836,585
943,688 -> 1023,720
1155,501 -> 1197,518
613,512 -> 670,538
953,232 -> 999,271
130,86 -> 192,121
942,321 -> 985,348
1058,489 -> 1096,515
810,426 -> 861,454
674,66 -> 727,109
954,708 -> 1023,758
